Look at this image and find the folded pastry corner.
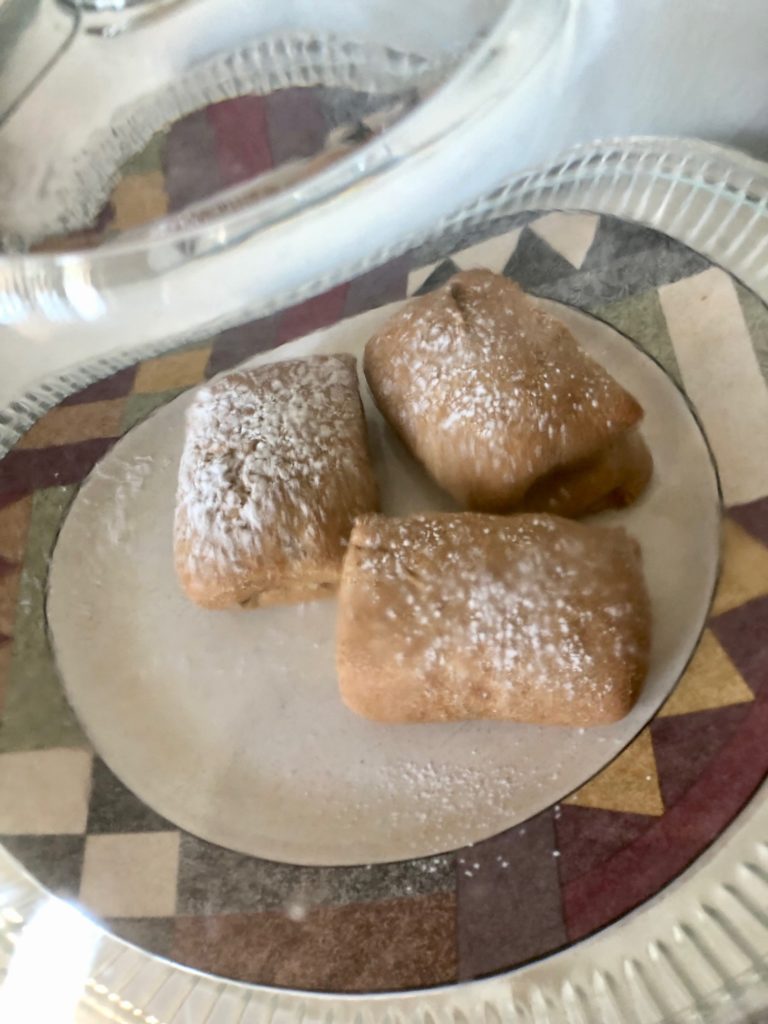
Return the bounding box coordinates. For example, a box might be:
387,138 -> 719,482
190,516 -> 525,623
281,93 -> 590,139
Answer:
364,269 -> 652,516
174,354 -> 378,609
337,511 -> 651,726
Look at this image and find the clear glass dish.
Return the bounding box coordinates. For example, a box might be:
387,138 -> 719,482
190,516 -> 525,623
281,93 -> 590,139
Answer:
0,136 -> 767,1023
0,0 -> 563,352
4,0 -> 768,370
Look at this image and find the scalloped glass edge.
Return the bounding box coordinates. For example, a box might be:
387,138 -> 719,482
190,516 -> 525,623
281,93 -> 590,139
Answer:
1,136 -> 767,1023
0,0 -> 567,357
6,33 -> 449,246
0,0 -> 559,249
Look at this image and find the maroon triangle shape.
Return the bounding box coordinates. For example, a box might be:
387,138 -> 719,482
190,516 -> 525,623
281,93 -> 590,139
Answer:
0,630 -> 11,647
0,437 -> 117,495
563,689 -> 768,943
711,594 -> 768,696
554,804 -> 655,885
0,555 -> 18,579
0,489 -> 30,511
651,702 -> 751,808
207,315 -> 278,377
344,255 -> 410,318
729,497 -> 768,548
277,284 -> 349,344
208,94 -> 273,189
61,365 -> 137,406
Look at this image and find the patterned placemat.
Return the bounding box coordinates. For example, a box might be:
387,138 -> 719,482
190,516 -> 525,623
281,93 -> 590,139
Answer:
1,211 -> 767,993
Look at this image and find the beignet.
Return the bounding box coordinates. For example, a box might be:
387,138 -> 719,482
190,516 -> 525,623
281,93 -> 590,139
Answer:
175,355 -> 378,608
337,512 -> 651,726
364,269 -> 651,515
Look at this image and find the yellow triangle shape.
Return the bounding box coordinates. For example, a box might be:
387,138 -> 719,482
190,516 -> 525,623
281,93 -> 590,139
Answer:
713,519 -> 768,616
113,170 -> 168,231
133,345 -> 211,394
659,629 -> 754,718
565,730 -> 664,816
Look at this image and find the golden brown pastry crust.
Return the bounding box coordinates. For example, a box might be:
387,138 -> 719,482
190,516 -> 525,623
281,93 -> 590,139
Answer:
337,512 -> 651,726
364,269 -> 649,514
520,428 -> 653,517
174,355 -> 378,609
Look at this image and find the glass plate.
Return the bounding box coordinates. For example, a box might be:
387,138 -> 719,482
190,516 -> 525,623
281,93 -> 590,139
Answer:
0,136 -> 767,1022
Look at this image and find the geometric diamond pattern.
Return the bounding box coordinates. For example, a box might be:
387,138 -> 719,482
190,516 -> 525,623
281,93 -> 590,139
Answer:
163,109 -> 220,215
404,221 -> 768,976
61,366 -> 137,407
2,108 -> 768,990
0,493 -> 31,666
0,486 -> 87,754
1,834 -> 85,900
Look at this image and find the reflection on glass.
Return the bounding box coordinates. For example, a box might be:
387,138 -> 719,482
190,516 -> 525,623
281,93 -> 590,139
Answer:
0,899 -> 99,1024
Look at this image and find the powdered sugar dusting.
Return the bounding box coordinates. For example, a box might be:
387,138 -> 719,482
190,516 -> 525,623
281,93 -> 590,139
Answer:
340,512 -> 650,726
48,291 -> 717,864
364,270 -> 641,508
91,453 -> 155,545
175,354 -> 376,598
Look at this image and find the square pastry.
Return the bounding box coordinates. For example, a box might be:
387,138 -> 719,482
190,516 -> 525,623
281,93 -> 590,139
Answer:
175,355 -> 378,608
337,512 -> 651,726
364,270 -> 652,515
